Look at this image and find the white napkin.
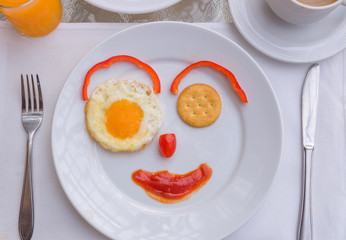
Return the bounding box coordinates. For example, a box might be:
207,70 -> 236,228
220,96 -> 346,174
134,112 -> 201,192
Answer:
0,22 -> 345,240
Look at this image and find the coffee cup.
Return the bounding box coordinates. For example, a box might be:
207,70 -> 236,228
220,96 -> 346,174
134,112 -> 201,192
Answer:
266,0 -> 346,25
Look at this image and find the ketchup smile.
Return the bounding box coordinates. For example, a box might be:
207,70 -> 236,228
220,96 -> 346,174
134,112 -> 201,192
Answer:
132,163 -> 212,204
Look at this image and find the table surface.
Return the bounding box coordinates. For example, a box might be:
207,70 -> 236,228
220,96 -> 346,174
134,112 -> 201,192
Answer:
1,1 -> 346,240
0,0 -> 232,23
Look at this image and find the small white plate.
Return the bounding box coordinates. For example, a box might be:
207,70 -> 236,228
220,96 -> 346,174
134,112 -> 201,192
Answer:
84,0 -> 181,14
52,22 -> 282,240
228,0 -> 346,63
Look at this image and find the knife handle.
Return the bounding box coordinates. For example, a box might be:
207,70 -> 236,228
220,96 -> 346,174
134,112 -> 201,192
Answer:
298,148 -> 313,240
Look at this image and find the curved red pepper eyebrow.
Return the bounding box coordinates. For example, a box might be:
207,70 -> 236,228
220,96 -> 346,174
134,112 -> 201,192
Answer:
170,60 -> 247,103
82,55 -> 161,101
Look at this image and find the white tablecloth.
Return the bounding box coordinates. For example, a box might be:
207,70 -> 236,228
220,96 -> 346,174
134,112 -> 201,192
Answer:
0,22 -> 345,240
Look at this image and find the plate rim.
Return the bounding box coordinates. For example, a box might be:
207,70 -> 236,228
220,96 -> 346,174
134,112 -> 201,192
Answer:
228,0 -> 346,63
51,21 -> 283,240
83,0 -> 181,14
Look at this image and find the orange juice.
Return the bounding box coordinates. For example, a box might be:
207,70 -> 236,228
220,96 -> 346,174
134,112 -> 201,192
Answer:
0,0 -> 62,37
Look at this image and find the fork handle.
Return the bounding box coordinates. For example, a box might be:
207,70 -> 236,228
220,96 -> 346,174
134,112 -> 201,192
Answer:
298,148 -> 313,240
19,133 -> 34,240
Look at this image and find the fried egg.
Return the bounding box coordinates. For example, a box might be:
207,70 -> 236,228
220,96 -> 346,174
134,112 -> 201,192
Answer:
85,79 -> 163,152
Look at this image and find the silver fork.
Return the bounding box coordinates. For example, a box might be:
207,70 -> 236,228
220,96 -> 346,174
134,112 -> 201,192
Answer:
19,74 -> 43,240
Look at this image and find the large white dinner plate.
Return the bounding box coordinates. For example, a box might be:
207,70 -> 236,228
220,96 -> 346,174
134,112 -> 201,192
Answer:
84,0 -> 181,14
52,22 -> 282,240
228,0 -> 346,63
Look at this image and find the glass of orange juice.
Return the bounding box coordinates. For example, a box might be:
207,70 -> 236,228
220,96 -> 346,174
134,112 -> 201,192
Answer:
0,0 -> 63,37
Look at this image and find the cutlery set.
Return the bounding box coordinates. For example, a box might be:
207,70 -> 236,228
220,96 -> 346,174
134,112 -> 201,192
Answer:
17,66 -> 321,240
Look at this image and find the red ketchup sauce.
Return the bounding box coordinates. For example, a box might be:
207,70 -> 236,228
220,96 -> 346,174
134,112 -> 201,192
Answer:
132,163 -> 212,204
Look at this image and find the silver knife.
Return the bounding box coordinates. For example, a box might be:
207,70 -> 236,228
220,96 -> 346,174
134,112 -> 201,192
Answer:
298,63 -> 320,240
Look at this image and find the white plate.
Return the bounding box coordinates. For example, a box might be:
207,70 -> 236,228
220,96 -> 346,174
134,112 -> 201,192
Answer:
228,0 -> 346,63
52,22 -> 282,240
84,0 -> 181,14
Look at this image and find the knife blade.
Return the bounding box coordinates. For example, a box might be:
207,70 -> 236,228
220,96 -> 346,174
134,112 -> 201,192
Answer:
302,63 -> 320,150
298,63 -> 320,240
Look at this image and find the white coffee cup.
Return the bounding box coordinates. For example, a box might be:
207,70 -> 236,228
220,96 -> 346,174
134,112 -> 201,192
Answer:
266,0 -> 346,25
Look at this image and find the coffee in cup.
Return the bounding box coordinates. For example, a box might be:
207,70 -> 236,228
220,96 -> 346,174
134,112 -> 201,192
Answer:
296,0 -> 337,6
267,0 -> 346,25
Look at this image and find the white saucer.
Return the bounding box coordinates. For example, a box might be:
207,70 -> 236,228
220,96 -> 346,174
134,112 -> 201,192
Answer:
84,0 -> 181,14
228,0 -> 346,63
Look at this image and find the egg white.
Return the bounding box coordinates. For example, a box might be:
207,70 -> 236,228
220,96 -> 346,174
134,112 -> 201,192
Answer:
85,79 -> 163,152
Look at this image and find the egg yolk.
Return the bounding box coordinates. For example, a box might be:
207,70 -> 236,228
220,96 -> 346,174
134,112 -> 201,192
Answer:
105,99 -> 143,139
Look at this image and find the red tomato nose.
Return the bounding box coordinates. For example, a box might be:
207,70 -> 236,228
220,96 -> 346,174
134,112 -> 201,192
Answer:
159,133 -> 176,158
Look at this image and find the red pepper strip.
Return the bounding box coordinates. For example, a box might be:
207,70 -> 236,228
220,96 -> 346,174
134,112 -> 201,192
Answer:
82,55 -> 160,101
170,61 -> 247,103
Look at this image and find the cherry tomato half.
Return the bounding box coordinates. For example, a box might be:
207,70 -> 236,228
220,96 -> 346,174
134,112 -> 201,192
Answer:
159,133 -> 176,158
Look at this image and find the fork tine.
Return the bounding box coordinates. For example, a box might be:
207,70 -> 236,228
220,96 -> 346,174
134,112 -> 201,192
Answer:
31,74 -> 37,111
21,74 -> 26,113
36,74 -> 43,112
26,75 -> 32,112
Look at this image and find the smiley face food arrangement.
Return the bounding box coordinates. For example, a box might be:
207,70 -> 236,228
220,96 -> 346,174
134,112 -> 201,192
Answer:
82,55 -> 247,204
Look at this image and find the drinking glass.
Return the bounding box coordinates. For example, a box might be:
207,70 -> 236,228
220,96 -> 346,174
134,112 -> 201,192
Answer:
0,0 -> 63,37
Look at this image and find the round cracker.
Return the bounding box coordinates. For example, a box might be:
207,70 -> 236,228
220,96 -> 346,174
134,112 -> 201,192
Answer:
177,84 -> 221,128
